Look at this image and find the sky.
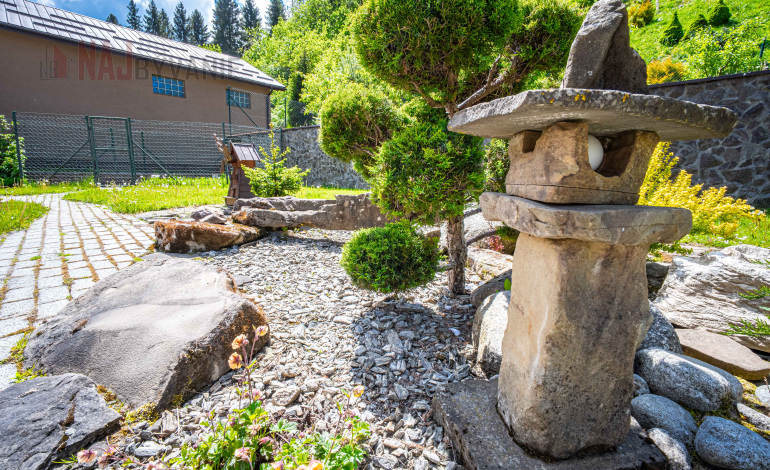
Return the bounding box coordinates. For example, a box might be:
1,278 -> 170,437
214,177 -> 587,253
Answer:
35,0 -> 272,29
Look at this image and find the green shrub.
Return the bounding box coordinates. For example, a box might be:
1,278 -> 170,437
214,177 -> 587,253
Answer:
685,13 -> 709,37
661,12 -> 684,46
0,116 -> 24,186
243,127 -> 310,197
318,84 -> 403,179
708,0 -> 731,26
680,17 -> 768,78
629,2 -> 655,28
341,222 -> 440,293
484,139 -> 509,193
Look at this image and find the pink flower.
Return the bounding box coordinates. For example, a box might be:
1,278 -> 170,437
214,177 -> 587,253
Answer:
352,385 -> 365,398
77,449 -> 98,464
232,334 -> 249,350
145,462 -> 167,470
255,325 -> 269,337
270,462 -> 285,470
249,422 -> 262,436
104,445 -> 118,456
234,447 -> 251,462
228,352 -> 244,369
259,436 -> 273,445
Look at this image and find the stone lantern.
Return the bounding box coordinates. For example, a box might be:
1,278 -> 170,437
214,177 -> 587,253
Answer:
432,1 -> 738,468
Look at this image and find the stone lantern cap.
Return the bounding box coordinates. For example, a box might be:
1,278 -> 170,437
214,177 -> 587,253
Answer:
480,192 -> 692,246
448,88 -> 737,141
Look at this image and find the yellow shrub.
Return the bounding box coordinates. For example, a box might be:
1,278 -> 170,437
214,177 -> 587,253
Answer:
629,2 -> 655,28
647,57 -> 688,84
639,143 -> 764,238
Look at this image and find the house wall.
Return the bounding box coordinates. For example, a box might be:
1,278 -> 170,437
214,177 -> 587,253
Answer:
0,27 -> 272,126
649,70 -> 770,208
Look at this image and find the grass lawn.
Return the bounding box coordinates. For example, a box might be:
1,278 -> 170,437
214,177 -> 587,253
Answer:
62,177 -> 367,214
682,212 -> 770,249
0,199 -> 49,236
0,179 -> 95,196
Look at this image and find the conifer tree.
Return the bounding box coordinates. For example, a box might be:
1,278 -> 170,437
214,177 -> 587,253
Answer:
212,0 -> 244,55
266,0 -> 286,32
106,14 -> 120,25
190,9 -> 210,45
143,0 -> 161,35
242,0 -> 262,30
173,2 -> 192,42
126,0 -> 142,30
159,9 -> 172,38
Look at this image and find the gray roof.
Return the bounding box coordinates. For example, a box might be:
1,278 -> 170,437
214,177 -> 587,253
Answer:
0,0 -> 285,90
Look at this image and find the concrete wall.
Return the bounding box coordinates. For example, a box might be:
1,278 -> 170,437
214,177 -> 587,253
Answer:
282,126 -> 368,190
650,70 -> 770,208
0,27 -> 271,126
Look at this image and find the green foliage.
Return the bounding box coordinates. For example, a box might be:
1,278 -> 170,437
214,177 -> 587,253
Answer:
661,11 -> 684,46
212,0 -> 244,55
243,128 -> 310,198
191,9 -> 210,45
267,0 -> 287,31
724,310 -> 770,337
679,16 -> 768,77
708,0 -> 732,26
126,0 -> 142,29
318,85 -> 403,179
648,242 -> 693,260
0,116 -> 24,185
372,116 -> 485,224
483,139 -> 509,193
1,199 -> 49,235
199,43 -> 222,53
341,222 -> 440,293
740,285 -> 770,300
686,13 -> 709,37
629,2 -> 655,28
504,278 -> 512,291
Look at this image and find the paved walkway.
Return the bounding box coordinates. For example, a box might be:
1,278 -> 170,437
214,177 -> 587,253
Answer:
0,194 -> 155,390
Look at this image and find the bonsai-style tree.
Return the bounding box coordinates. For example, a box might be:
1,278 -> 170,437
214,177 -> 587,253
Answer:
661,11 -> 684,46
322,0 -> 581,294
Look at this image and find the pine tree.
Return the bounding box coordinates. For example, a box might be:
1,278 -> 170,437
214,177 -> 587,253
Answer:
173,2 -> 192,42
159,9 -> 172,38
242,0 -> 262,30
212,0 -> 244,55
190,9 -> 209,45
143,0 -> 161,35
106,14 -> 120,25
126,0 -> 142,30
266,0 -> 286,32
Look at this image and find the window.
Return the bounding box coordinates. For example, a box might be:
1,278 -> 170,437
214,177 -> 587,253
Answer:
227,89 -> 251,109
152,75 -> 185,98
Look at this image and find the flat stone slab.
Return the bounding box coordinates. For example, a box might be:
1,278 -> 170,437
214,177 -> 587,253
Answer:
480,192 -> 691,246
0,374 -> 121,470
677,328 -> 770,380
25,257 -> 269,409
448,89 -> 737,141
432,379 -> 667,470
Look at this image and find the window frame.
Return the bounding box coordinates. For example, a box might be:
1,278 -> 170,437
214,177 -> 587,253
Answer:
226,89 -> 251,109
152,75 -> 186,98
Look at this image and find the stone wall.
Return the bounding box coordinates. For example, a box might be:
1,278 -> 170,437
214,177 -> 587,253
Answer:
649,70 -> 770,208
281,126 -> 369,190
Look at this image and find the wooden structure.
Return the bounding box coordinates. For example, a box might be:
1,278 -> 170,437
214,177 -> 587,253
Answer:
216,135 -> 261,205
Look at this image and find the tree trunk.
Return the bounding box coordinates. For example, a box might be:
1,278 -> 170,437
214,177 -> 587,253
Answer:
446,214 -> 467,295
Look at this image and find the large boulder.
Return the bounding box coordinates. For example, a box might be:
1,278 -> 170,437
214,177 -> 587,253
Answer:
695,416 -> 770,470
466,248 -> 512,281
630,394 -> 698,447
25,258 -> 269,410
655,245 -> 770,352
233,194 -> 391,230
472,291 -> 510,375
638,302 -> 683,354
634,348 -> 742,411
155,220 -> 266,253
677,328 -> 770,380
562,0 -> 649,94
0,374 -> 121,470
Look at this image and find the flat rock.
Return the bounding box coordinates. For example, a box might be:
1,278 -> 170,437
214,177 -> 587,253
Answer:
630,394 -> 697,447
695,416 -> 770,470
447,88 -> 738,141
756,385 -> 770,406
472,291 -> 510,375
737,403 -> 770,432
192,207 -> 227,225
155,219 -> 266,253
655,245 -> 770,353
646,428 -> 691,470
638,303 -> 682,354
24,258 -> 269,409
467,248 -> 512,281
480,192 -> 692,246
432,379 -> 666,470
233,194 -> 391,230
272,386 -> 300,406
634,348 -> 741,412
0,374 -> 121,470
562,0 -> 648,94
677,328 -> 770,380
470,270 -> 510,307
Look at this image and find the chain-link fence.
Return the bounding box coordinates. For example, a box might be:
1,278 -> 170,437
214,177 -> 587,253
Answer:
226,86 -> 317,129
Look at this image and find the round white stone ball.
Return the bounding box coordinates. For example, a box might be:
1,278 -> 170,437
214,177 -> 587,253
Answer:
587,135 -> 604,171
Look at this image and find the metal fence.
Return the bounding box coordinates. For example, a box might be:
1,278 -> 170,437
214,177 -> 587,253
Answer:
227,86 -> 317,130
11,111 -> 281,185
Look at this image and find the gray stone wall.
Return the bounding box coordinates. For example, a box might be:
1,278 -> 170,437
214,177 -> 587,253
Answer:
649,70 -> 770,208
281,126 -> 369,190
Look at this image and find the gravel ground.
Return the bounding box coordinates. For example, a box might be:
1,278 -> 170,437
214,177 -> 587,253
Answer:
79,228 -> 488,470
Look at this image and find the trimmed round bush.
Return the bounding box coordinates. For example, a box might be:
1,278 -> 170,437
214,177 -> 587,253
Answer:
341,222 -> 440,293
685,13 -> 709,37
660,12 -> 684,46
707,0 -> 731,26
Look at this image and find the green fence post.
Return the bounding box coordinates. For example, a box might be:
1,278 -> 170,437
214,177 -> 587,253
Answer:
284,97 -> 287,128
11,112 -> 25,182
265,94 -> 271,128
86,116 -> 100,185
126,118 -> 137,185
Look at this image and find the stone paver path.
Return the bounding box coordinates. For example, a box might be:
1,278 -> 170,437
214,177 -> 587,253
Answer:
0,194 -> 155,390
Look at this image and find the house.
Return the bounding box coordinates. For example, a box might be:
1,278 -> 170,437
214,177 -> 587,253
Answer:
0,0 -> 285,125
